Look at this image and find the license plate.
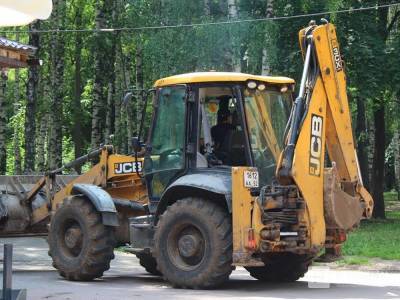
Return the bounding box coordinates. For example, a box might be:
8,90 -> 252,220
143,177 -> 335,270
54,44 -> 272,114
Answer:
244,170 -> 259,188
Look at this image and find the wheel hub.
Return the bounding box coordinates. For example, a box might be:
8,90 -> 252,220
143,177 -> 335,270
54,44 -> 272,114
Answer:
178,234 -> 201,258
64,226 -> 83,250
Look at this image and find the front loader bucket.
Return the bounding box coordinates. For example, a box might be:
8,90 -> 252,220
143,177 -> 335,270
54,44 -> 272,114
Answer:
323,168 -> 364,231
0,175 -> 77,235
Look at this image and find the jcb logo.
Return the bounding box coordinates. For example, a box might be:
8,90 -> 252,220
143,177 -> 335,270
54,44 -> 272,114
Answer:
309,115 -> 323,176
332,39 -> 343,72
114,162 -> 142,174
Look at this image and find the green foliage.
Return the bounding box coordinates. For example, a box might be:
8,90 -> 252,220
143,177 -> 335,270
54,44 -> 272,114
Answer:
6,104 -> 25,174
0,0 -> 399,185
384,191 -> 399,202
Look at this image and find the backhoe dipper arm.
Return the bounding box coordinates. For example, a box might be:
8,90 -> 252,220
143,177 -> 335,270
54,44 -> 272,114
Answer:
277,21 -> 373,248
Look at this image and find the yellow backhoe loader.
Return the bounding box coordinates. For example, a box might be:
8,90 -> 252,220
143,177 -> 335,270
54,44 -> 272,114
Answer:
0,20 -> 373,288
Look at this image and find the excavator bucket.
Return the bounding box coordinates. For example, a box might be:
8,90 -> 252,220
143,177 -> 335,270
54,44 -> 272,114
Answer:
323,167 -> 364,231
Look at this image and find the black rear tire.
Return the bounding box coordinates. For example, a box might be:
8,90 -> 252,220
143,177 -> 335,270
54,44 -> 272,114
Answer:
48,196 -> 115,281
153,198 -> 232,289
136,252 -> 162,276
245,254 -> 311,282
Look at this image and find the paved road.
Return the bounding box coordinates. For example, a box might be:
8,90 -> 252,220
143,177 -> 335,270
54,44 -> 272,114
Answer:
0,237 -> 400,300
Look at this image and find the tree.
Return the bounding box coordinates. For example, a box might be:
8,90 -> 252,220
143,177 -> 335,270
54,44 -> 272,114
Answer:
370,0 -> 400,218
70,0 -> 85,173
36,113 -> 48,172
0,70 -> 7,174
13,31 -> 22,175
48,0 -> 66,169
24,21 -> 40,173
91,0 -> 117,150
261,0 -> 274,75
393,116 -> 400,200
336,0 -> 400,218
227,0 -> 241,71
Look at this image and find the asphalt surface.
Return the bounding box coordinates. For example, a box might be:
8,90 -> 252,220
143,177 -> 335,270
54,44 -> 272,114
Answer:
0,237 -> 400,300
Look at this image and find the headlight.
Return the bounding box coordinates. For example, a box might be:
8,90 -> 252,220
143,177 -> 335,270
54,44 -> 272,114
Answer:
247,81 -> 257,89
257,84 -> 266,91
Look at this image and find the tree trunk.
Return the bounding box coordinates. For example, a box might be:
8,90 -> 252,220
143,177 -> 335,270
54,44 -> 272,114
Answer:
48,0 -> 66,170
13,81 -> 21,174
226,0 -> 240,72
393,124 -> 400,201
114,37 -> 130,154
71,2 -> 84,173
91,2 -> 106,149
0,70 -> 7,174
371,99 -> 385,218
13,31 -> 21,175
371,1 -> 389,218
136,45 -> 144,136
24,21 -> 40,173
261,0 -> 274,75
355,96 -> 370,190
119,31 -> 131,154
114,43 -> 124,153
112,0 -> 124,153
125,62 -> 133,151
36,113 -> 48,172
367,119 -> 374,186
105,82 -> 114,144
204,0 -> 211,16
91,0 -> 118,149
394,92 -> 400,201
105,4 -> 118,146
227,0 -> 238,18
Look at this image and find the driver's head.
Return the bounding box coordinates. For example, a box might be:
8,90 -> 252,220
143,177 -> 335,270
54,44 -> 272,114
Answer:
217,110 -> 232,124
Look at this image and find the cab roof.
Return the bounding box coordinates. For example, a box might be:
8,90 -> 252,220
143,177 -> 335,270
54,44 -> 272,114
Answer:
154,72 -> 295,87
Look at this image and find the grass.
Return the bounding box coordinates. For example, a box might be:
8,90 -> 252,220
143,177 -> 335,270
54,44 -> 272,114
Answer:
341,192 -> 400,261
384,191 -> 400,202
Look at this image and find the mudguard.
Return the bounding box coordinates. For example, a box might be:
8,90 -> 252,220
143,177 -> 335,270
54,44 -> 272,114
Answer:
72,184 -> 119,226
156,169 -> 232,216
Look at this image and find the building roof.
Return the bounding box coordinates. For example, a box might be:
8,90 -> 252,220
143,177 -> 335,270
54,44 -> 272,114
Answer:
154,72 -> 295,87
0,37 -> 37,68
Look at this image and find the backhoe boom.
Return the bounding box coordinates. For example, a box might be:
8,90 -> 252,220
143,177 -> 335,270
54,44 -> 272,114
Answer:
278,21 -> 373,248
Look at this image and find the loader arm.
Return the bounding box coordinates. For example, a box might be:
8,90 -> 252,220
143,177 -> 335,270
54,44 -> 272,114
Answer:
277,22 -> 373,248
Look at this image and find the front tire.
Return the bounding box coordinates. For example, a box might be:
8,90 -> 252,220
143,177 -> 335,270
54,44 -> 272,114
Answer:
48,196 -> 115,281
153,198 -> 232,289
245,254 -> 311,282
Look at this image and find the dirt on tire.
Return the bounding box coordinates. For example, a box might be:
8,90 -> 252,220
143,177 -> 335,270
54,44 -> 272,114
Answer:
153,198 -> 233,289
48,196 -> 115,281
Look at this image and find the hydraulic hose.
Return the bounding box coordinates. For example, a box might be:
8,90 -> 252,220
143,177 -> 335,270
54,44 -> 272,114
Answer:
278,34 -> 314,182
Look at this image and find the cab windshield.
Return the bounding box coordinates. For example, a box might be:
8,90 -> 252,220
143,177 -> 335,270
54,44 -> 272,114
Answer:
244,87 -> 292,186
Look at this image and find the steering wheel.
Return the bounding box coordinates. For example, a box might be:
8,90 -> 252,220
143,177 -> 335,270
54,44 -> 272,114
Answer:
159,148 -> 183,168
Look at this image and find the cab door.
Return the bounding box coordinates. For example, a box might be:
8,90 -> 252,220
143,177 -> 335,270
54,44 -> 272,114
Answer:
144,85 -> 188,209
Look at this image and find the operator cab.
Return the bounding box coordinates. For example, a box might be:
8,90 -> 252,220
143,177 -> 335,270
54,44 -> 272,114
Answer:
142,72 -> 294,209
198,88 -> 246,167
